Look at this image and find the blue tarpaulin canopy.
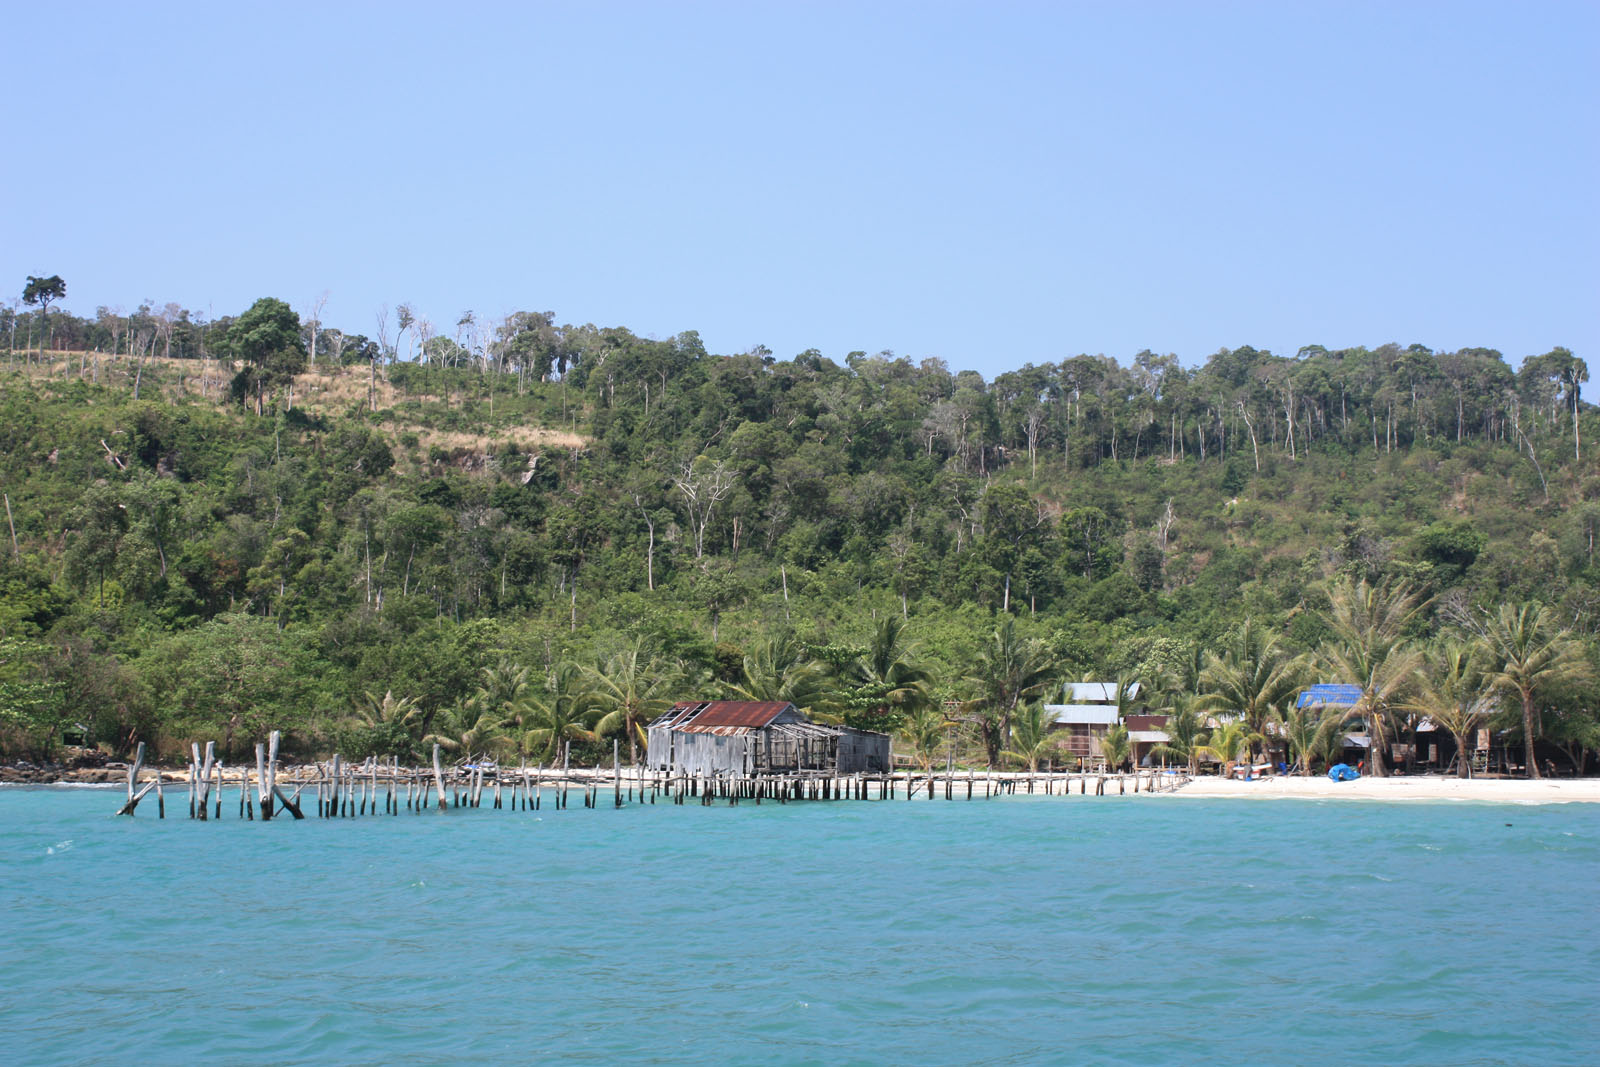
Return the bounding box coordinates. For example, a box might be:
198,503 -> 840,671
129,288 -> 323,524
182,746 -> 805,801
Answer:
1328,763 -> 1361,782
1297,684 -> 1363,709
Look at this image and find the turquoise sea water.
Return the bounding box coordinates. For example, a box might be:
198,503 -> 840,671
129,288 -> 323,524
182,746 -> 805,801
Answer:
2,787 -> 1597,1066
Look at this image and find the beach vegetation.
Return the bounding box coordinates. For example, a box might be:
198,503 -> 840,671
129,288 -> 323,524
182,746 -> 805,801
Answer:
1407,643 -> 1497,778
1098,722 -> 1132,772
900,705 -> 954,773
1478,603 -> 1594,778
1149,696 -> 1209,774
0,295 -> 1596,772
1004,701 -> 1061,773
1317,580 -> 1428,777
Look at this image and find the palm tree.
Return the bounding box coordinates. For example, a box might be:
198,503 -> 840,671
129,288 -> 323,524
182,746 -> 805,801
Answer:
1150,695 -> 1208,774
353,689 -> 422,731
1480,603 -> 1592,779
1098,722 -> 1132,772
1319,578 -> 1426,777
963,617 -> 1057,768
1198,618 -> 1303,760
1276,703 -> 1346,776
1004,701 -> 1061,773
1198,718 -> 1258,773
474,662 -> 533,721
842,617 -> 935,732
520,662 -> 599,763
900,705 -> 953,773
730,629 -> 832,713
423,700 -> 510,763
1407,641 -> 1497,779
351,689 -> 425,758
586,640 -> 671,764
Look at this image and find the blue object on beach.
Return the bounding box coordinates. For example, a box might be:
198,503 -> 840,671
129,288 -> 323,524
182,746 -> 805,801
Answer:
1328,763 -> 1360,782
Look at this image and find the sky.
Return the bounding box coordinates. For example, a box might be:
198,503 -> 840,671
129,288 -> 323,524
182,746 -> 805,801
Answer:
5,0 -> 1596,377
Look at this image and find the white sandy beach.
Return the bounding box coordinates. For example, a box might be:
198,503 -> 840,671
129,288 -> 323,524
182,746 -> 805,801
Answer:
1162,774 -> 1600,803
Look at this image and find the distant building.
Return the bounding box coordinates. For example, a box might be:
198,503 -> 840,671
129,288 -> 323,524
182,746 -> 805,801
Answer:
1045,682 -> 1141,761
1296,683 -> 1384,767
645,701 -> 891,777
1125,714 -> 1170,766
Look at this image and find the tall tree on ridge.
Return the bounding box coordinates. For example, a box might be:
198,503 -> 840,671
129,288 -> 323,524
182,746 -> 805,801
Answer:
22,274 -> 65,357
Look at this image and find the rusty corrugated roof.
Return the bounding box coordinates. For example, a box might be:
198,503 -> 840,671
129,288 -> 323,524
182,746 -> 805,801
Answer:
1125,714 -> 1169,731
667,700 -> 796,733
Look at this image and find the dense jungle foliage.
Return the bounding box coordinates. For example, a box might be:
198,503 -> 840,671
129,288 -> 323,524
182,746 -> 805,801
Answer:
1,294 -> 1596,773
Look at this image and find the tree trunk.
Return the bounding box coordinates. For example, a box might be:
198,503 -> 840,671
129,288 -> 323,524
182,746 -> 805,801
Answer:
1521,690 -> 1541,779
1367,714 -> 1388,777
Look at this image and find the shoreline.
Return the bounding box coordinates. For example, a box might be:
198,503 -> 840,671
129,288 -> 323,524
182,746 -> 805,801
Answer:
1159,774 -> 1600,804
5,764 -> 1600,805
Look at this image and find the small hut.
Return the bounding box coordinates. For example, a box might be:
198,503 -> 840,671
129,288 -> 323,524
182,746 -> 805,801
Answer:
645,701 -> 891,777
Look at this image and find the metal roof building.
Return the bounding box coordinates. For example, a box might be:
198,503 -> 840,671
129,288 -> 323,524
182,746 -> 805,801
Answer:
645,701 -> 891,777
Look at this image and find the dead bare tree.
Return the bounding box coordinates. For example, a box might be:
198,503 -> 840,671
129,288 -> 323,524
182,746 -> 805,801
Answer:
372,305 -> 391,412
306,291 -> 328,370
673,457 -> 736,559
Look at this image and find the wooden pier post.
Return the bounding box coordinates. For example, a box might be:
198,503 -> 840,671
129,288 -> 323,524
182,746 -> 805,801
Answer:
194,742 -> 215,821
431,744 -> 448,811
328,753 -> 342,817
187,744 -> 198,819
116,742 -> 157,816
262,732 -> 280,820
613,740 -> 622,809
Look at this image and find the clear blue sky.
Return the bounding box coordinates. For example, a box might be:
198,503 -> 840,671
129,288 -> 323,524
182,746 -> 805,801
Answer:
6,0 -> 1596,377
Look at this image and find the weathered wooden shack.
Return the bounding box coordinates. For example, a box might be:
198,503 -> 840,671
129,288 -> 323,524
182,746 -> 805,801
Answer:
645,701 -> 891,777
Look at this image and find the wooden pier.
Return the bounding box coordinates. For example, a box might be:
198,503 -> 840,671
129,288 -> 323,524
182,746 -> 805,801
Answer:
112,732 -> 1191,820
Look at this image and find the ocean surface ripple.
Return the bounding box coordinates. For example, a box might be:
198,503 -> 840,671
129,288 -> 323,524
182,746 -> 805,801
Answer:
2,787 -> 1596,1065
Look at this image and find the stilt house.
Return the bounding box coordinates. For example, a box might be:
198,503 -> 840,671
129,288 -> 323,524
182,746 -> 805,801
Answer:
1046,681 -> 1140,760
645,701 -> 891,777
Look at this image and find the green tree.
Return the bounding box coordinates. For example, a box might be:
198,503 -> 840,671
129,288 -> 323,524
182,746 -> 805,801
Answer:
839,616 -> 935,733
424,700 -> 509,762
226,297 -> 306,414
1150,695 -> 1208,774
1198,718 -> 1257,771
963,618 -> 1056,768
731,630 -> 831,713
348,689 -> 424,759
145,613 -> 313,759
1276,703 -> 1346,776
1318,579 -> 1426,778
1098,722 -> 1132,772
1198,618 -> 1303,760
899,704 -> 952,773
586,641 -> 671,764
1002,700 -> 1059,772
1407,642 -> 1496,778
21,275 -> 65,354
0,637 -> 66,757
1480,603 -> 1592,779
64,482 -> 127,608
520,663 -> 598,762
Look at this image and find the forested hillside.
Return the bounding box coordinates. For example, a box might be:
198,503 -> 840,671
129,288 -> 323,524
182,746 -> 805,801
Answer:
2,293 -> 1596,770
